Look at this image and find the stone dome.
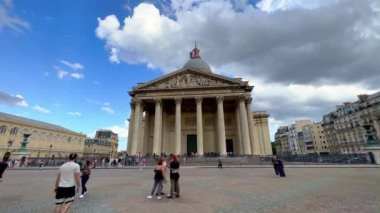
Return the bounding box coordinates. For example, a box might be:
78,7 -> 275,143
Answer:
183,46 -> 212,72
183,57 -> 212,72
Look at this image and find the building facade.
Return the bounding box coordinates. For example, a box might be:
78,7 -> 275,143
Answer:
289,120 -> 312,155
322,92 -> 380,154
0,112 -> 86,159
299,123 -> 329,155
309,123 -> 329,154
274,126 -> 290,156
273,120 -> 329,156
126,47 -> 272,156
84,130 -> 119,159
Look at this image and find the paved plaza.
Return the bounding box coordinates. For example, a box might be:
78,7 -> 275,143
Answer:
0,167 -> 380,213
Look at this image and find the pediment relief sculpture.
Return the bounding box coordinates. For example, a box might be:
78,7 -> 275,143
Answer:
139,72 -> 241,90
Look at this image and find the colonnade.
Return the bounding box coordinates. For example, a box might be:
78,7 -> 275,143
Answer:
127,95 -> 260,156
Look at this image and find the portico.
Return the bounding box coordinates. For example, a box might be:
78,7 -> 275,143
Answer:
127,47 -> 272,156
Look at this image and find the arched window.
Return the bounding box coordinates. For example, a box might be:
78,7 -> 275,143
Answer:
0,125 -> 7,134
10,127 -> 19,135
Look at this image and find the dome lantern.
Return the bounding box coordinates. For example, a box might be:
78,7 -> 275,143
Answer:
183,45 -> 212,72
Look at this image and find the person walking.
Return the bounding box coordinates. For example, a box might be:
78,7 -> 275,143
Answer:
271,156 -> 285,177
167,155 -> 180,198
147,158 -> 166,200
38,160 -> 44,170
271,156 -> 280,177
54,153 -> 81,213
218,157 -> 223,169
79,160 -> 91,198
159,157 -> 168,195
0,156 -> 9,183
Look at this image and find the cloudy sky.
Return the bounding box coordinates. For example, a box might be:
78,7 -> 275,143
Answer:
1,0 -> 379,150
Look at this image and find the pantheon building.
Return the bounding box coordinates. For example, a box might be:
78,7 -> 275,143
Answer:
127,47 -> 272,156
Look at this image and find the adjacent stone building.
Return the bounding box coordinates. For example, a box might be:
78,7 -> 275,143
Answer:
127,47 -> 272,156
322,92 -> 380,154
299,123 -> 329,155
274,120 -> 329,155
84,129 -> 119,158
288,120 -> 312,155
0,112 -> 86,159
274,126 -> 290,156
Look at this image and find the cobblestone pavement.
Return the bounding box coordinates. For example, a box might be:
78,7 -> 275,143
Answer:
0,167 -> 379,213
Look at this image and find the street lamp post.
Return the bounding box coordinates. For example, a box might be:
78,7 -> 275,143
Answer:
6,139 -> 13,153
344,138 -> 351,164
46,144 -> 52,166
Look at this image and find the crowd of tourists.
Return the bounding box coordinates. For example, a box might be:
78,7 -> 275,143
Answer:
0,152 -> 286,213
50,153 -> 182,212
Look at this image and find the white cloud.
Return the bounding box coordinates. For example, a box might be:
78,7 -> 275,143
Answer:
96,1 -> 380,83
0,0 -> 30,33
101,107 -> 115,114
14,95 -> 28,107
96,0 -> 380,140
101,102 -> 115,114
34,105 -> 50,113
57,70 -> 69,79
124,3 -> 132,12
60,60 -> 84,71
106,120 -> 129,151
256,0 -> 337,12
86,98 -> 101,105
249,78 -> 376,139
55,61 -> 84,80
96,4 -> 182,70
0,91 -> 28,107
70,73 -> 84,79
67,111 -> 81,116
107,120 -> 129,138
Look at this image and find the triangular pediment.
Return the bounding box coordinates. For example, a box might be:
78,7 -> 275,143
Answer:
134,68 -> 247,91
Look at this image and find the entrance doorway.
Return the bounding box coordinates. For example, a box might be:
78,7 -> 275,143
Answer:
226,139 -> 233,155
187,135 -> 197,155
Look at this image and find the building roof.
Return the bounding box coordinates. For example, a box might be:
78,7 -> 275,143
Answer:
0,112 -> 84,136
183,57 -> 212,72
183,46 -> 212,72
369,91 -> 380,99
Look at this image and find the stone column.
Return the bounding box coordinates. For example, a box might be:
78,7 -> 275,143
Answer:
235,105 -> 243,155
142,110 -> 150,155
262,118 -> 273,155
131,99 -> 142,155
161,108 -> 167,154
216,96 -> 227,155
246,97 -> 259,154
196,97 -> 204,155
175,97 -> 182,155
127,101 -> 135,155
138,106 -> 144,154
239,96 -> 252,155
153,98 -> 162,155
258,119 -> 266,154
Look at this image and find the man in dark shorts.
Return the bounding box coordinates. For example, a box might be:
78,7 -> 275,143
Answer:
0,156 -> 9,182
54,153 -> 81,213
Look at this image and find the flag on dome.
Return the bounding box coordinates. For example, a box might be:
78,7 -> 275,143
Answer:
190,48 -> 199,58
